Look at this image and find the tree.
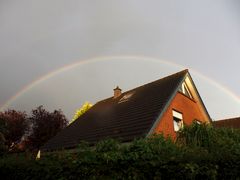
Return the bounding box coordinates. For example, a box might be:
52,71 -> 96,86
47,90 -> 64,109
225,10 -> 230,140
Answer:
27,106 -> 68,150
69,102 -> 93,124
0,132 -> 7,154
0,117 -> 7,136
0,119 -> 7,154
0,110 -> 29,149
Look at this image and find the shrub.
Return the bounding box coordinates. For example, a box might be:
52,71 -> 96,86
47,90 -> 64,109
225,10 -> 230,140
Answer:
0,124 -> 240,179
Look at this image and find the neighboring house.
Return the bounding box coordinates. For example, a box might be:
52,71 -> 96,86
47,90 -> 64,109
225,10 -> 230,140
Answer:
213,117 -> 240,129
42,69 -> 211,152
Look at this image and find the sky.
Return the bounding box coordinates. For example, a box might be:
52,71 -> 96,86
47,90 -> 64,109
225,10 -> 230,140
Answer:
0,0 -> 240,120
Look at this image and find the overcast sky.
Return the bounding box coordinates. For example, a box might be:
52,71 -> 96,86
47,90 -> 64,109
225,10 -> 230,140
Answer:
0,0 -> 240,119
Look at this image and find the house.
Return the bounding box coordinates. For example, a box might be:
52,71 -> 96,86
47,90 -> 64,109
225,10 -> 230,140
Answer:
213,117 -> 240,129
42,69 -> 211,152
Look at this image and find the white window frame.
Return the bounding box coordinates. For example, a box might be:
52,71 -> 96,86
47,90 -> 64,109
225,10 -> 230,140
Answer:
172,110 -> 184,132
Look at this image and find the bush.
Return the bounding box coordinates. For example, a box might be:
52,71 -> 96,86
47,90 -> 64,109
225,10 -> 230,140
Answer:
0,125 -> 240,179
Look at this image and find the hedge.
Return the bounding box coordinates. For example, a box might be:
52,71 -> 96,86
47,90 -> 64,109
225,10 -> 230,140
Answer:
0,123 -> 239,180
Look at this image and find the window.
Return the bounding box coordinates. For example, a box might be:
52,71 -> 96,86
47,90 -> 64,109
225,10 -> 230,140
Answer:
118,92 -> 134,103
194,119 -> 201,124
179,82 -> 192,99
172,110 -> 183,132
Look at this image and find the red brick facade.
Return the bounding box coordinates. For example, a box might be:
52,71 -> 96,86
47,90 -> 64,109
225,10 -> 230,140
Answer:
154,92 -> 208,139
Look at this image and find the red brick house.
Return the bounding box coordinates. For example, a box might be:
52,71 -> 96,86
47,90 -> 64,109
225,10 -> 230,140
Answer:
213,117 -> 240,129
42,69 -> 211,151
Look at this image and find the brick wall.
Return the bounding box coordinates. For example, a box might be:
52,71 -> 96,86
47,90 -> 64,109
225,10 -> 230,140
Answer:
154,92 -> 208,139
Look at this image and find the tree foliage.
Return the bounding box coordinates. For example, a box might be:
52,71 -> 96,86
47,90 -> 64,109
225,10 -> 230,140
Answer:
0,132 -> 7,154
70,102 -> 93,124
176,121 -> 240,153
0,110 -> 28,148
28,106 -> 68,150
176,121 -> 216,148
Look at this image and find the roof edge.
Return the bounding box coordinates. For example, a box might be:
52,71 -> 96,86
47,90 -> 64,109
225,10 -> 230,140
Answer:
146,69 -> 188,136
185,72 -> 212,123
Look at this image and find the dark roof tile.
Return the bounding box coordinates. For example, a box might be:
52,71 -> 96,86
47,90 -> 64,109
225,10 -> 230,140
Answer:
42,70 -> 188,151
213,117 -> 240,129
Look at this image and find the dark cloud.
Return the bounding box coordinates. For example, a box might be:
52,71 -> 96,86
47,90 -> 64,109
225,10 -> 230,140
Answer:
0,0 -> 239,111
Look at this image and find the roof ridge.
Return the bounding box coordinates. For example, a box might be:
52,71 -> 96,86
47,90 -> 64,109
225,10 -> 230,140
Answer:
127,69 -> 188,92
96,69 -> 188,104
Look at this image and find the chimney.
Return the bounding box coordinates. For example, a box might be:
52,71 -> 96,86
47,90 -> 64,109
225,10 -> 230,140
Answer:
113,86 -> 122,98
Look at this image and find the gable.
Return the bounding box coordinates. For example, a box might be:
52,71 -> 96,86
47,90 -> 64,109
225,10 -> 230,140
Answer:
183,74 -> 211,123
147,73 -> 211,136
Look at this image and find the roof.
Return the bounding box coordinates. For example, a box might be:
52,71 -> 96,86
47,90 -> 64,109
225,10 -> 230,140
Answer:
213,117 -> 240,129
42,70 -> 188,151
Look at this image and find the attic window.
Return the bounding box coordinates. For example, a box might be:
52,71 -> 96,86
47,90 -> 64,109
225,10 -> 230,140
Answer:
172,110 -> 183,132
118,92 -> 134,103
179,82 -> 192,99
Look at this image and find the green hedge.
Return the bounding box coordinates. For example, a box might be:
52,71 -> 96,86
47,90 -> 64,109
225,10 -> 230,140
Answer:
0,123 -> 240,179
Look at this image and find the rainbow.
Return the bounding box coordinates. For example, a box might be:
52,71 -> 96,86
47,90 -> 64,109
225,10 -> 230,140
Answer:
1,55 -> 239,111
